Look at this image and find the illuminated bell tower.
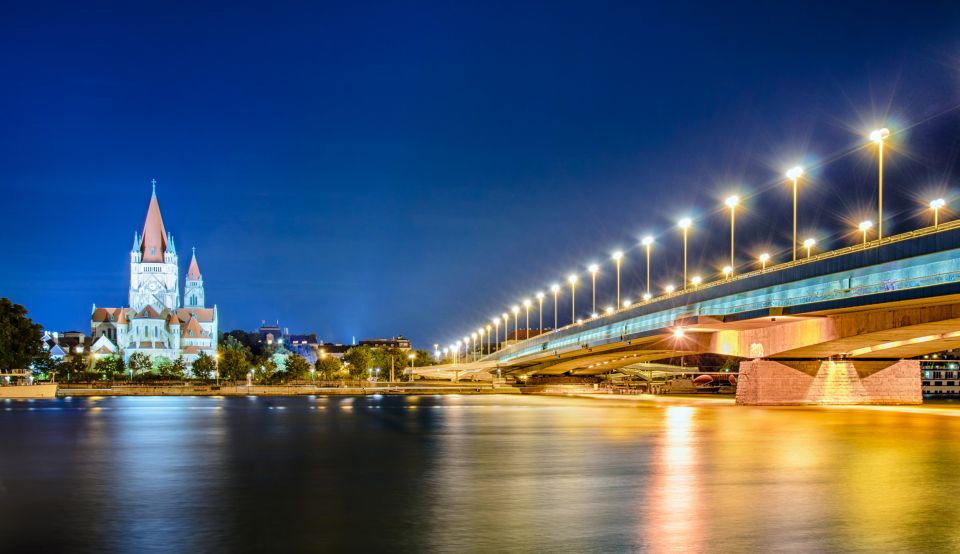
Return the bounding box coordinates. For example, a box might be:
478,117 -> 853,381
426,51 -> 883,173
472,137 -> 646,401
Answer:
184,247 -> 205,308
129,181 -> 180,312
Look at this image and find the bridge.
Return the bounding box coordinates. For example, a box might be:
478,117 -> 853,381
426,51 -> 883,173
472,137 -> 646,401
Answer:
411,220 -> 960,405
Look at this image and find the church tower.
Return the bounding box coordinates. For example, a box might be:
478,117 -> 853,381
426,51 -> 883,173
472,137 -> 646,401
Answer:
129,182 -> 180,312
184,247 -> 205,308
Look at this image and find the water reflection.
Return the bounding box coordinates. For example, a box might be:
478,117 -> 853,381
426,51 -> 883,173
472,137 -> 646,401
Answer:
3,396 -> 960,551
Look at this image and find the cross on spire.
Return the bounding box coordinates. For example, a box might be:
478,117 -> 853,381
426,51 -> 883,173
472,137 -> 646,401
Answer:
151,178 -> 157,194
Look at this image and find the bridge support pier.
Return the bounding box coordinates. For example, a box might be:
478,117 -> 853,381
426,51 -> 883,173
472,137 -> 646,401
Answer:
735,359 -> 921,406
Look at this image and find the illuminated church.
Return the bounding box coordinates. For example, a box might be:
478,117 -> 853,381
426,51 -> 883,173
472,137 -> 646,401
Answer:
89,183 -> 219,366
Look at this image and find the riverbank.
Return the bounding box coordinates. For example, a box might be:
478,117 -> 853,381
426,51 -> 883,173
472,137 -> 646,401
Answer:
55,382 -> 522,397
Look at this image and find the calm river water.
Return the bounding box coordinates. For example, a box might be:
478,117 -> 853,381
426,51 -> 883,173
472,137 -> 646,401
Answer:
2,394 -> 960,552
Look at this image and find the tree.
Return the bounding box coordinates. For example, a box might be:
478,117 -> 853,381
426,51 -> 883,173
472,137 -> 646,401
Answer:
156,356 -> 186,379
218,337 -> 250,381
0,298 -> 43,370
285,353 -> 310,381
412,349 -> 434,367
128,352 -> 152,379
254,357 -> 278,384
343,346 -> 372,378
95,354 -> 125,380
171,356 -> 187,379
314,356 -> 343,380
31,351 -> 62,380
62,355 -> 89,382
192,351 -> 216,381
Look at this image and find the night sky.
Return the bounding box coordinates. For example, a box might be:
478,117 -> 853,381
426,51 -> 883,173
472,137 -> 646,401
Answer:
3,1 -> 960,347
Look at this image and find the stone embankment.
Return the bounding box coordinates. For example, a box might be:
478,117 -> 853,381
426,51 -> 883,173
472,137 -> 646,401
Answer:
56,383 -> 521,397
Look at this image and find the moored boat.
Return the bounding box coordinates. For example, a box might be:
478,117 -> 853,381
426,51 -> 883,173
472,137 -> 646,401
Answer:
0,369 -> 57,399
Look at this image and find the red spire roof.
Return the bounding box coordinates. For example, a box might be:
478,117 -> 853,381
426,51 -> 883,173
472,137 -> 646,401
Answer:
187,248 -> 201,280
141,183 -> 168,262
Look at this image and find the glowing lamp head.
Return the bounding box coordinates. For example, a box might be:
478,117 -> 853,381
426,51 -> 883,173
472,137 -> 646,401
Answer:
858,220 -> 873,232
568,274 -> 578,285
536,292 -> 544,301
605,306 -> 615,315
612,251 -> 623,262
471,332 -> 477,340
931,198 -> 946,210
486,324 -> 491,331
759,253 -> 770,263
501,312 -> 508,321
550,283 -> 560,293
723,265 -> 732,276
691,275 -> 702,286
590,312 -> 599,319
786,166 -> 804,180
463,336 -> 469,343
587,263 -> 599,274
803,238 -> 816,248
665,284 -> 675,294
725,195 -> 739,208
522,299 -> 531,308
678,218 -> 692,230
673,328 -> 685,338
641,236 -> 654,247
477,328 -> 484,335
869,127 -> 890,144
642,293 -> 652,301
623,299 -> 632,308
511,305 -> 520,315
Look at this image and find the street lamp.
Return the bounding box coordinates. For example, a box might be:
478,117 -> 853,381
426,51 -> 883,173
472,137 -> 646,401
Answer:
858,220 -> 873,245
550,283 -> 560,330
643,292 -> 652,301
477,328 -> 485,356
723,265 -> 732,279
511,305 -> 520,342
803,238 -> 816,258
725,195 -> 739,274
568,274 -> 578,323
501,313 -> 509,344
691,275 -> 702,288
522,299 -> 531,340
492,318 -> 500,351
605,306 -> 615,315
869,128 -> 890,238
588,263 -> 599,314
485,324 -> 492,354
612,251 -> 624,307
786,166 -> 803,260
464,335 -> 471,361
623,299 -> 632,308
931,198 -> 946,229
641,236 -> 654,296
535,292 -> 544,334
678,218 -> 692,289
665,284 -> 675,294
759,252 -> 770,270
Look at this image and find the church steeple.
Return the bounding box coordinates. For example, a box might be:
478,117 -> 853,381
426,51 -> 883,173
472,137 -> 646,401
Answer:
141,180 -> 168,263
184,247 -> 205,308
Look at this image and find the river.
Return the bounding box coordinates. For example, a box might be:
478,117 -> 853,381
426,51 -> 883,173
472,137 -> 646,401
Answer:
2,394 -> 960,552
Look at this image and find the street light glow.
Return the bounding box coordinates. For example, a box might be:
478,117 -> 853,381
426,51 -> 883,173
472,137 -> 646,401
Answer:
858,220 -> 873,232
665,284 -> 675,293
691,275 -> 702,286
611,251 -> 623,261
869,127 -> 890,144
759,252 -> 770,269
641,236 -> 654,246
567,274 -> 578,285
678,217 -> 692,230
642,293 -> 652,301
550,283 -> 560,293
725,195 -> 739,208
785,166 -> 804,180
723,265 -> 732,278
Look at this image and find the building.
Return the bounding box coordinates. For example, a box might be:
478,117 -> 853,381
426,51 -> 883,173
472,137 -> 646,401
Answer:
359,336 -> 411,350
257,320 -> 321,363
921,354 -> 960,395
88,183 -> 219,367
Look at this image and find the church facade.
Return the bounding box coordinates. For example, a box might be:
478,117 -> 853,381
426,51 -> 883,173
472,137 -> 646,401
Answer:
90,184 -> 218,367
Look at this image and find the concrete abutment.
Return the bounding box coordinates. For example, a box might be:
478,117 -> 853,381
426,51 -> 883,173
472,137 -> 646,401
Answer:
735,359 -> 921,405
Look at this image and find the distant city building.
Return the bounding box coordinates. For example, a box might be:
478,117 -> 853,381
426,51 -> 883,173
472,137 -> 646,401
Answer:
921,353 -> 960,395
257,320 -> 321,362
87,184 -> 219,367
358,336 -> 411,350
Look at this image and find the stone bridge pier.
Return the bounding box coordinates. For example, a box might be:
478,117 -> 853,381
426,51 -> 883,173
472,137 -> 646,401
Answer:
735,359 -> 922,405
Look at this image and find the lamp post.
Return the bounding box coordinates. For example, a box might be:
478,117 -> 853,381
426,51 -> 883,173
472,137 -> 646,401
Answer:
691,275 -> 702,288
759,252 -> 770,270
485,324 -> 492,354
492,319 -> 500,351
786,166 -> 803,260
859,220 -> 873,245
511,305 -> 520,342
931,198 -> 946,229
477,328 -> 485,356
471,332 -> 478,361
588,264 -> 599,314
536,292 -> 544,334
870,128 -> 890,238
725,195 -> 739,274
550,284 -> 560,330
501,313 -> 509,344
522,299 -> 531,340
463,335 -> 470,362
568,274 -> 578,323
678,218 -> 692,289
803,238 -> 816,258
723,265 -> 732,279
612,251 -> 624,308
641,236 -> 654,296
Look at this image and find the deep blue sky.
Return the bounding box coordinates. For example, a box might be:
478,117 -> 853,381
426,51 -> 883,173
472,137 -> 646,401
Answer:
3,1 -> 960,347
